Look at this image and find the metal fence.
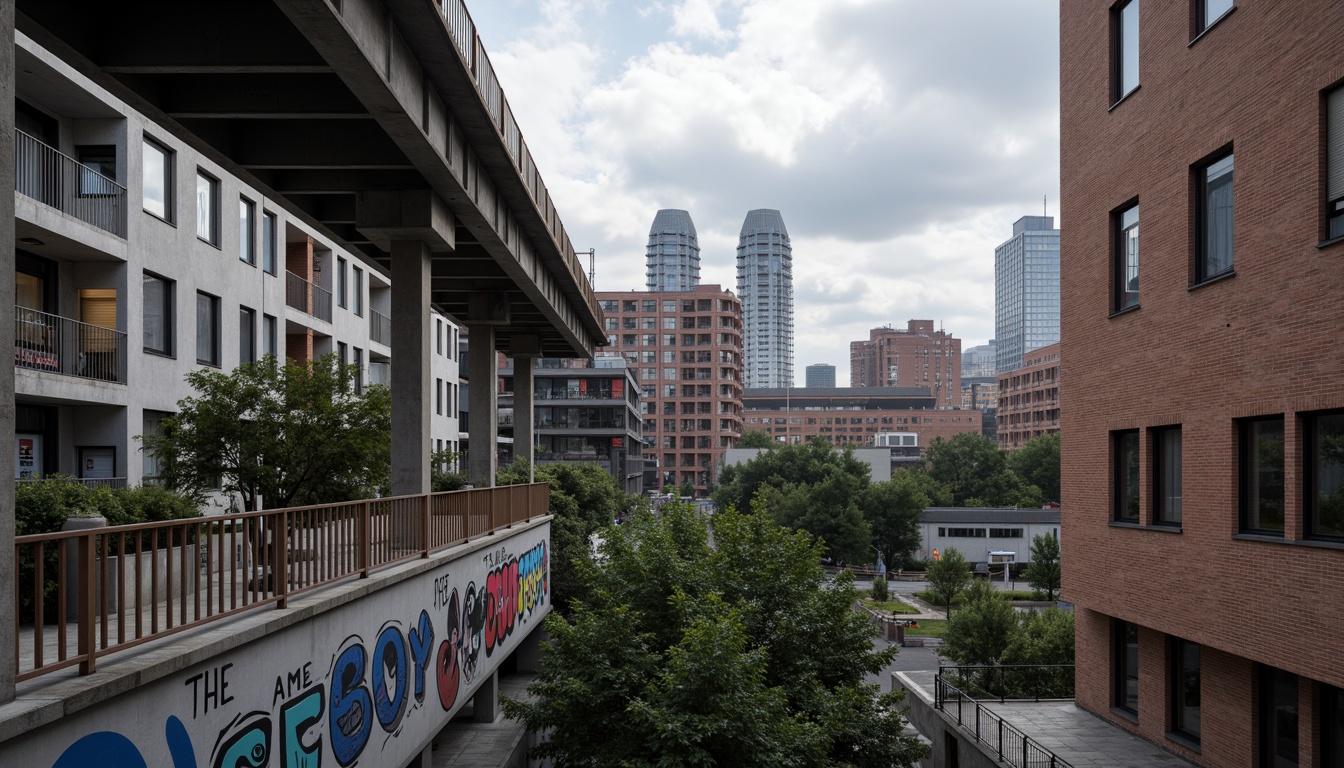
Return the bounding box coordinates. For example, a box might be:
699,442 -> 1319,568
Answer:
15,306 -> 127,383
285,272 -> 334,323
935,665 -> 1076,768
13,483 -> 549,682
14,129 -> 127,237
370,309 -> 392,346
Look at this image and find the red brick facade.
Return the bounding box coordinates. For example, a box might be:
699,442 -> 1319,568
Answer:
1061,2 -> 1344,765
849,321 -> 962,408
996,342 -> 1059,450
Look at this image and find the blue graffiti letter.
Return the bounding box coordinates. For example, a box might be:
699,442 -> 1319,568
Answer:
329,645 -> 372,766
408,609 -> 435,704
281,686 -> 324,768
372,626 -> 408,732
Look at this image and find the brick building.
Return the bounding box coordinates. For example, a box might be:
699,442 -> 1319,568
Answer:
849,321 -> 962,409
996,342 -> 1059,450
740,387 -> 980,451
1061,2 -> 1344,765
596,285 -> 743,494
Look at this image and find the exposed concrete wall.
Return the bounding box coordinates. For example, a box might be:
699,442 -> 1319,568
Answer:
894,673 -> 999,768
0,522 -> 552,766
0,0 -> 17,705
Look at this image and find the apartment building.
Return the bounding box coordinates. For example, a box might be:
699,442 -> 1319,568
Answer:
849,321 -> 962,409
12,33 -> 458,502
995,342 -> 1059,451
596,285 -> 743,495
1061,1 -> 1344,764
740,386 -> 981,451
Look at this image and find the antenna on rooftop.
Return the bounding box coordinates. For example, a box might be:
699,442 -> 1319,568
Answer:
1044,195 -> 1048,217
581,248 -> 596,288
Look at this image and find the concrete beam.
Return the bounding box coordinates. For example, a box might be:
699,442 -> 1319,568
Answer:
390,240 -> 432,496
356,190 -> 456,254
0,0 -> 15,706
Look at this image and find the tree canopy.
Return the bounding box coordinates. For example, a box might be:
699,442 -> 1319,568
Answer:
1024,531 -> 1061,601
942,580 -> 1018,666
503,501 -> 927,768
922,432 -> 1042,507
925,547 -> 972,618
143,354 -> 390,510
861,471 -> 929,570
1007,433 -> 1061,504
737,429 -> 776,449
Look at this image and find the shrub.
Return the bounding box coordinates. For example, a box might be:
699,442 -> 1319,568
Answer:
872,573 -> 889,602
119,484 -> 203,523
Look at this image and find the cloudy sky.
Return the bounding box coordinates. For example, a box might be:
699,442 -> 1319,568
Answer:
467,0 -> 1060,386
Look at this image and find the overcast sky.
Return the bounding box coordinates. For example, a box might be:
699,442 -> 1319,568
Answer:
467,0 -> 1060,386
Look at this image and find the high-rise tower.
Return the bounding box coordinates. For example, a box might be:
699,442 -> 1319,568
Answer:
645,209 -> 700,292
994,215 -> 1060,375
736,209 -> 793,389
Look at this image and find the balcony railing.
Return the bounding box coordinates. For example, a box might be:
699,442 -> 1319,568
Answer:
15,306 -> 126,384
17,477 -> 127,490
14,130 -> 127,237
13,483 -> 549,682
934,665 -> 1076,768
285,271 -> 333,323
370,309 -> 392,346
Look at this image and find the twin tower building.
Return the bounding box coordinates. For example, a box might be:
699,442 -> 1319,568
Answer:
644,209 -> 794,390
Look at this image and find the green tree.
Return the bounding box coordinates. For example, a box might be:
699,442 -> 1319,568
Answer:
503,501 -> 927,768
1023,531 -> 1061,601
1008,433 -> 1061,503
925,547 -> 972,619
679,476 -> 698,498
430,447 -> 467,492
860,471 -> 929,570
1000,608 -> 1075,699
737,429 -> 776,449
924,432 -> 1041,507
871,573 -> 889,602
143,355 -> 390,510
764,471 -> 871,563
941,580 -> 1018,666
715,439 -> 873,515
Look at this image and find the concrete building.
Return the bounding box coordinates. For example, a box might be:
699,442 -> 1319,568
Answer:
644,208 -> 700,293
805,362 -> 835,388
736,209 -> 793,389
1061,2 -> 1344,764
849,320 -> 962,409
962,340 -> 997,378
596,285 -> 743,495
917,507 -> 1060,566
994,216 -> 1059,375
498,357 -> 645,494
740,386 -> 981,451
0,2 -> 605,764
995,342 -> 1059,451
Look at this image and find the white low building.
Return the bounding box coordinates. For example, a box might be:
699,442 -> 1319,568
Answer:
917,507 -> 1060,565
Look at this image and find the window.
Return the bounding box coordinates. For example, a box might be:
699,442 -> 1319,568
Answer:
436,378 -> 444,416
239,306 -> 256,364
1114,203 -> 1139,311
239,198 -> 256,265
353,267 -> 364,316
142,138 -> 173,221
142,411 -> 172,483
196,171 -> 219,245
1114,430 -> 1140,522
1240,416 -> 1285,535
337,341 -> 347,367
1259,666 -> 1298,767
1327,87 -> 1344,240
262,212 -> 278,275
142,273 -> 174,355
337,257 -> 348,308
1154,426 -> 1182,525
262,314 -> 277,358
1114,620 -> 1139,715
1196,0 -> 1233,34
1303,410 -> 1344,540
1196,153 -> 1234,282
1112,0 -> 1140,103
1323,684 -> 1344,767
945,527 -> 986,538
988,528 -> 1024,538
196,292 -> 220,366
1170,638 -> 1201,743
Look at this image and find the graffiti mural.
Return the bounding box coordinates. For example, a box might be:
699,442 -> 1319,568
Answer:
8,530 -> 550,768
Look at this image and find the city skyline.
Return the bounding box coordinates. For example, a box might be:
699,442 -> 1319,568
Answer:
466,1 -> 1060,385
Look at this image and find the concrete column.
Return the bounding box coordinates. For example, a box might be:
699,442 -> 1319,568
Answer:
512,354 -> 535,473
515,623 -> 547,673
403,742 -> 433,768
0,0 -> 16,705
467,324 -> 497,487
472,670 -> 500,723
390,240 -> 432,496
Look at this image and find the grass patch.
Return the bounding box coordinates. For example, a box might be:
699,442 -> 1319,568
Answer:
860,599 -> 919,615
902,619 -> 947,639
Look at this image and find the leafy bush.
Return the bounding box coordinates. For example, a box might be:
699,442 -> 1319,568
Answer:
871,573 -> 889,602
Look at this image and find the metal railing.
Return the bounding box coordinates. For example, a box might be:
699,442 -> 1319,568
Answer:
285,272 -> 334,323
370,309 -> 392,346
15,306 -> 127,383
13,483 -> 549,682
17,477 -> 127,490
14,130 -> 127,237
935,665 -> 1076,768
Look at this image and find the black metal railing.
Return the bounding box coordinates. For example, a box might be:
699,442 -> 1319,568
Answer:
15,130 -> 126,237
15,307 -> 126,384
370,309 -> 391,346
285,272 -> 333,323
935,665 -> 1075,768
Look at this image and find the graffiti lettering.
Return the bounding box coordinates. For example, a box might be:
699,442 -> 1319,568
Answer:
185,663 -> 235,718
372,626 -> 408,733
273,663 -> 314,707
212,712 -> 270,768
279,687 -> 323,768
328,643 -> 372,766
408,610 -> 435,704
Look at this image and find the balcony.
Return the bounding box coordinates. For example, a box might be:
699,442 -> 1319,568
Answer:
14,130 -> 126,238
285,271 -> 333,322
15,307 -> 126,384
370,309 -> 392,346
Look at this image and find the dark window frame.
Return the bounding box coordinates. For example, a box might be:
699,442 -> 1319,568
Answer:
1258,666 -> 1299,768
142,136 -> 175,223
1114,429 -> 1141,522
1323,683 -> 1344,767
195,169 -> 221,247
142,272 -> 175,357
262,211 -> 278,275
1113,201 -> 1140,312
1240,416 -> 1286,536
195,291 -> 221,367
1326,86 -> 1344,242
1169,637 -> 1201,744
1113,620 -> 1139,715
1111,0 -> 1140,105
239,306 -> 256,365
1194,0 -> 1234,36
1194,150 -> 1235,285
1153,425 -> 1182,526
239,197 -> 256,265
336,256 -> 348,308
1302,409 -> 1344,542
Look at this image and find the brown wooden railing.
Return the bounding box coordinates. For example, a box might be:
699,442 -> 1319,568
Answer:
13,484 -> 549,682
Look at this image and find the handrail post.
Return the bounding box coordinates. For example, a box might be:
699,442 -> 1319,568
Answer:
273,511 -> 288,609
77,532 -> 96,675
422,493 -> 431,558
359,501 -> 371,578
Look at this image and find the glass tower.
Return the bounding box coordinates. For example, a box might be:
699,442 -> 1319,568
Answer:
994,216 -> 1060,375
736,209 -> 794,389
645,209 -> 700,292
